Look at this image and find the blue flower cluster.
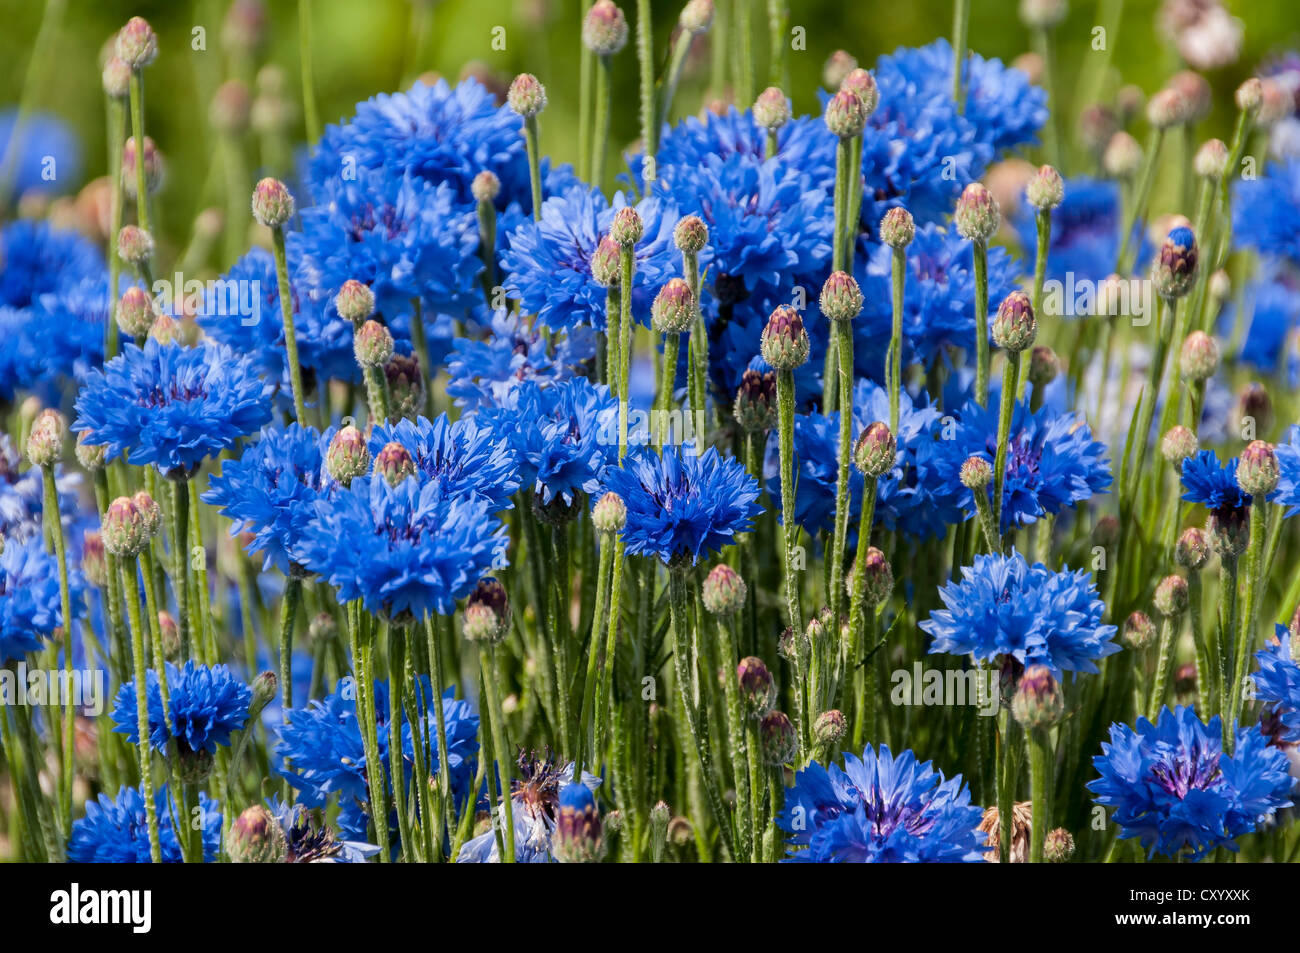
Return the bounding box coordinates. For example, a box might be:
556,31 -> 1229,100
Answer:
68,784 -> 222,863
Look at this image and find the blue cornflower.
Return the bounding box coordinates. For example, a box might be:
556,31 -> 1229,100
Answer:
857,224 -> 1021,371
0,219 -> 103,312
0,110 -> 82,201
0,434 -> 83,544
922,550 -> 1120,675
1274,426 -> 1300,517
478,377 -> 619,507
0,535 -> 83,663
299,474 -> 507,619
938,397 -> 1112,532
204,424 -> 336,574
295,169 -> 482,329
1011,177 -> 1138,295
1181,449 -> 1250,513
112,661 -> 253,754
777,744 -> 986,863
269,797 -> 379,863
73,339 -> 272,476
601,444 -> 761,566
31,276 -> 110,386
1224,261 -> 1300,375
1090,706 -> 1293,860
500,184 -> 679,332
1254,625 -> 1300,748
1233,159 -> 1300,265
68,784 -> 222,863
367,413 -> 520,512
457,753 -> 600,863
446,309 -> 596,410
198,246 -> 358,389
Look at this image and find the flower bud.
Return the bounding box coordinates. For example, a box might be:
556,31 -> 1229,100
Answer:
702,564 -> 747,616
1235,77 -> 1263,114
1146,87 -> 1190,129
116,286 -> 157,339
583,0 -> 628,56
1169,70 -> 1212,123
853,422 -> 896,477
132,491 -> 162,536
1018,0 -> 1067,28
210,80 -> 251,135
385,353 -> 425,421
673,214 -> 708,254
850,546 -> 894,605
251,177 -> 295,228
1045,828 -> 1075,863
992,290 -> 1037,352
1010,665 -> 1063,730
733,368 -> 777,432
75,432 -> 108,471
1237,440 -> 1279,497
1193,138 -> 1229,180
840,69 -> 879,116
819,271 -> 863,322
81,533 -> 108,588
650,800 -> 671,848
334,279 -> 375,325
249,670 -> 277,713
822,50 -> 857,90
1178,330 -> 1219,382
116,225 -> 154,265
1161,425 -> 1199,466
222,0 -> 267,55
25,409 -> 65,468
960,455 -> 993,490
375,442 -> 416,487
590,236 -> 623,287
116,17 -> 158,71
553,782 -> 603,863
753,87 -> 791,132
592,491 -> 627,534
1236,383 -> 1272,437
1153,574 -> 1189,619
463,578 -> 511,644
228,805 -> 288,864
354,320 -> 394,369
609,206 -> 643,247
1207,508 -> 1249,558
1025,164 -> 1064,210
101,496 -> 149,558
737,656 -> 776,716
760,305 -> 810,370
813,709 -> 847,747
471,170 -> 500,204
651,278 -> 697,334
954,183 -> 1000,243
1151,226 -> 1197,299
1092,514 -> 1119,548
824,89 -> 867,139
1028,345 -> 1059,387
679,0 -> 714,33
1258,79 -> 1290,127
1175,526 -> 1209,570
759,710 -> 797,765
1078,104 -> 1118,155
507,73 -> 547,118
326,425 -> 370,486
1102,131 -> 1142,179
1123,610 -> 1156,650
102,56 -> 131,99
879,207 -> 915,248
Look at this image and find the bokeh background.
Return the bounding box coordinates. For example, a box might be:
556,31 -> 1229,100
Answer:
1,0 -> 1296,267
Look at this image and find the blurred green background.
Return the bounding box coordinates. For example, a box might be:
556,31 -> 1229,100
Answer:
1,0 -> 1296,265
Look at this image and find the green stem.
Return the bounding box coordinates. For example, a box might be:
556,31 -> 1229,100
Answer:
298,0 -> 321,143
1147,614 -> 1179,722
1116,128 -> 1166,275
127,72 -> 151,234
1229,503 -> 1268,746
951,0 -> 969,109
973,240 -> 989,405
168,477 -> 192,661
424,614 -> 454,856
270,226 -> 308,424
715,614 -> 752,862
592,57 -> 612,193
41,467 -> 76,833
481,644 -> 517,862
1028,727 -> 1051,864
523,115 -> 544,221
777,368 -> 801,633
636,0 -> 656,192
122,563 -> 162,863
991,352 -> 1022,536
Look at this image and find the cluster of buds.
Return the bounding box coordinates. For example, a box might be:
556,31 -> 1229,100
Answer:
101,493 -> 159,559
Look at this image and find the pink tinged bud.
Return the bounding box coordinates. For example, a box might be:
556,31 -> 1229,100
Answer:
591,236 -> 623,287
822,50 -> 858,90
679,0 -> 714,33
752,87 -> 792,132
158,612 -> 182,661
1018,0 -> 1067,29
702,564 -> 747,616
1154,574 -> 1189,618
75,432 -> 107,471
210,80 -> 252,135
222,0 -> 268,56
334,280 -> 375,325
122,136 -> 163,198
251,177 -> 294,227
813,709 -> 847,746
583,0 -> 628,56
1178,330 -> 1219,381
1124,611 -> 1156,649
733,368 -> 777,432
1028,345 -> 1059,386
1169,70 -> 1212,122
1160,425 -> 1198,465
1146,87 -> 1190,129
840,68 -> 879,115
117,290 -> 156,340
1193,138 -> 1229,179
818,270 -> 863,322
384,353 -> 424,420
1102,131 -> 1142,179
592,491 -> 627,534
1237,440 -> 1280,497
102,57 -> 131,99
673,214 -> 708,254
1010,665 -> 1063,730
25,409 -> 65,468
850,546 -> 894,605
879,206 -> 915,248
960,455 -> 992,490
1078,104 -> 1119,153
1152,227 -> 1198,299
471,170 -> 501,203
737,656 -> 776,716
507,73 -> 547,118
824,89 -> 867,139
101,496 -> 149,558
81,533 -> 107,588
326,426 -> 370,485
1175,527 -> 1210,571
1235,77 -> 1263,113
116,225 -> 154,265
116,16 -> 158,71
354,320 -> 395,369
228,805 -> 287,864
375,442 -> 416,487
954,183 -> 1000,242
1257,79 -> 1290,126
992,290 -> 1037,352
760,305 -> 810,370
1025,164 -> 1064,210
759,710 -> 797,765
651,278 -> 697,333
853,422 -> 896,477
610,206 -> 643,247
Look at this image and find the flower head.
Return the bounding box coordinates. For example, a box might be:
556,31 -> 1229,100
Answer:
1181,449 -> 1251,513
0,535 -> 83,663
367,413 -> 520,512
69,784 -> 221,863
112,661 -> 253,754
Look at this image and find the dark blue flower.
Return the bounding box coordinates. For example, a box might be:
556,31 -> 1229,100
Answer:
1254,625 -> 1300,747
1090,705 -> 1293,860
1181,449 -> 1250,513
777,744 -> 986,862
268,796 -> 379,863
0,220 -> 103,312
1233,159 -> 1300,265
367,413 -> 520,512
601,444 -> 761,565
1224,260 -> 1300,375
204,423 -> 336,574
31,277 -> 110,384
500,184 -> 679,332
299,474 -> 507,619
68,784 -> 222,863
937,397 -> 1112,532
446,308 -> 596,410
922,550 -> 1120,675
73,339 -> 272,475
1274,425 -> 1300,517
0,534 -> 83,663
112,661 -> 253,754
